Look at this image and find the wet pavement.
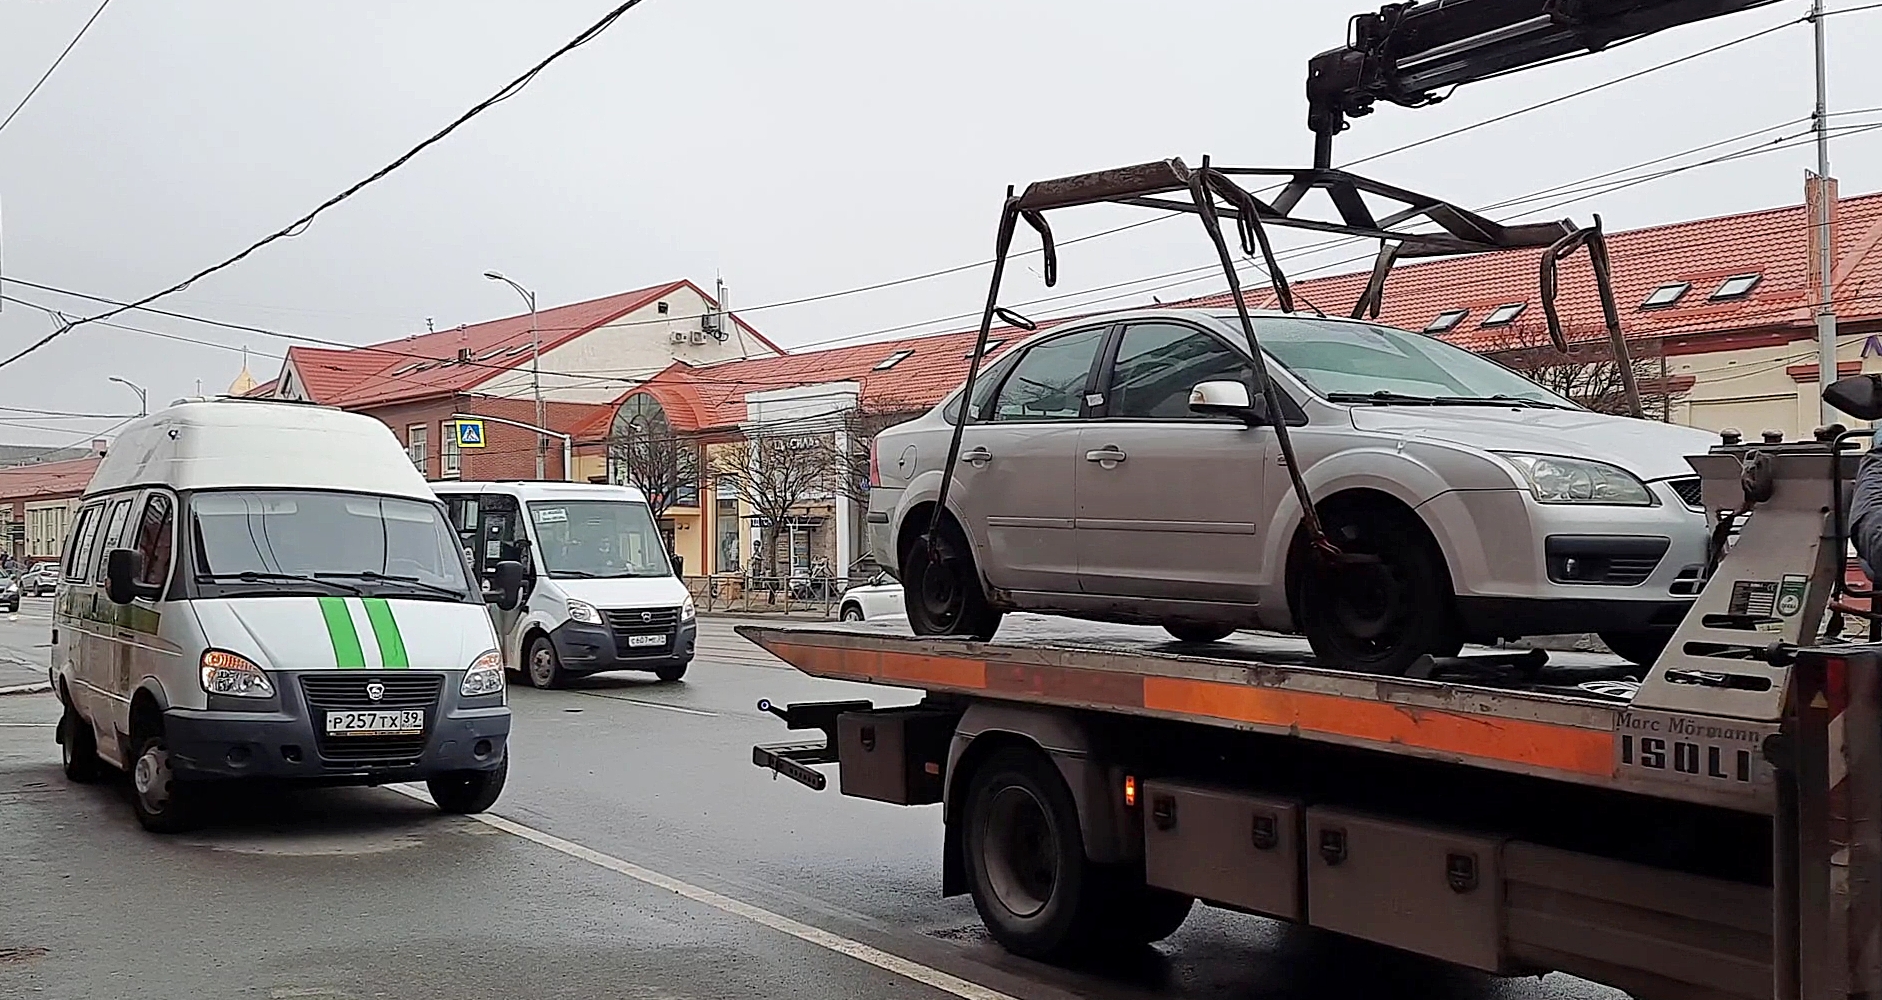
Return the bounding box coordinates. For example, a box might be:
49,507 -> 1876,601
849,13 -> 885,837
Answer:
0,614 -> 1627,1000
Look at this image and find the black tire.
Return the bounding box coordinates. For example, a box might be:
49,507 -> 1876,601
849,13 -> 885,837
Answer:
57,703 -> 103,784
840,604 -> 864,622
962,746 -> 1115,960
903,522 -> 1001,641
524,635 -> 567,690
130,734 -> 200,834
1163,623 -> 1235,644
1296,501 -> 1462,676
653,663 -> 688,683
428,753 -> 507,815
1600,629 -> 1672,670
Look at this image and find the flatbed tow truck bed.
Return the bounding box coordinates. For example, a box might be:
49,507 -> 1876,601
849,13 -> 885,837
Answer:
741,618 -> 1877,1000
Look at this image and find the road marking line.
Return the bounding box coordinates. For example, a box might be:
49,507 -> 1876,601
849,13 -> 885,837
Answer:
0,722 -> 53,727
574,693 -> 719,717
0,682 -> 49,697
388,785 -> 1017,1000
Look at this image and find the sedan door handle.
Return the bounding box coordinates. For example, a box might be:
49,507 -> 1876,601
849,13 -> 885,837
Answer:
1085,447 -> 1127,465
960,447 -> 993,467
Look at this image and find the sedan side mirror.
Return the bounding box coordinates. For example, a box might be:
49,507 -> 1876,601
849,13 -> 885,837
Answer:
1826,374 -> 1882,421
104,548 -> 147,606
489,559 -> 526,612
1189,380 -> 1268,426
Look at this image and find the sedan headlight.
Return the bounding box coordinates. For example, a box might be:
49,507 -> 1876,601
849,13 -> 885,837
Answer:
1496,453 -> 1653,506
200,650 -> 274,698
461,649 -> 505,697
681,595 -> 696,621
566,600 -> 602,624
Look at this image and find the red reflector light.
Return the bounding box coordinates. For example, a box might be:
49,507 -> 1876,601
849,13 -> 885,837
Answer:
868,437 -> 881,489
1123,775 -> 1137,808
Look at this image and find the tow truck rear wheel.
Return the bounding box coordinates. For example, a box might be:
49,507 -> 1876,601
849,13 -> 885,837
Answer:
963,746 -> 1150,959
903,521 -> 1001,641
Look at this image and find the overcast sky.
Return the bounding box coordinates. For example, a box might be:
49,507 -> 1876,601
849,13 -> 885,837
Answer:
1,0 -> 1878,445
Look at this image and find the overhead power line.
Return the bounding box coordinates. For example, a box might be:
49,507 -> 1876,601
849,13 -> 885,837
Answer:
0,0 -> 654,372
0,0 -> 114,136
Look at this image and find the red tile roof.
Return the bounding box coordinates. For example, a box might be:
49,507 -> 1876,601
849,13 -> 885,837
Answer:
280,280 -> 783,409
0,456 -> 100,502
1170,191 -> 1882,354
595,191 -> 1882,437
610,322 -> 1058,435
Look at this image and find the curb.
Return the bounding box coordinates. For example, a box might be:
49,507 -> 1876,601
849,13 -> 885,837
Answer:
0,682 -> 50,697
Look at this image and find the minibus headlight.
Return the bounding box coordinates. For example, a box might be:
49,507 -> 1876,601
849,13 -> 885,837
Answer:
566,600 -> 602,625
461,650 -> 505,697
200,650 -> 274,699
681,595 -> 696,621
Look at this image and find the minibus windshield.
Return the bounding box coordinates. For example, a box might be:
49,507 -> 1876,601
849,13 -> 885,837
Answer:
527,500 -> 673,579
191,491 -> 474,600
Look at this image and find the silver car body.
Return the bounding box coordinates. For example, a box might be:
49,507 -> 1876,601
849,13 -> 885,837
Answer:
867,309 -> 1717,641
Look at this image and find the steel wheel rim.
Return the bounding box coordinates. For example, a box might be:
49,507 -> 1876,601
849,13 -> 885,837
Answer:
133,746 -> 171,814
982,785 -> 1057,918
916,560 -> 963,629
530,647 -> 556,687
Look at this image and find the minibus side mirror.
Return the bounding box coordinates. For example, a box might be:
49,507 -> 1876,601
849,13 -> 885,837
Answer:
104,548 -> 145,606
490,560 -> 526,611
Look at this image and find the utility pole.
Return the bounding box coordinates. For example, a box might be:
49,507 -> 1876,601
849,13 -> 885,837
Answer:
485,272 -> 546,479
1813,0 -> 1840,425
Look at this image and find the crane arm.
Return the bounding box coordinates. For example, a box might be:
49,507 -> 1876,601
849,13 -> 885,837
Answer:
1307,0 -> 1780,163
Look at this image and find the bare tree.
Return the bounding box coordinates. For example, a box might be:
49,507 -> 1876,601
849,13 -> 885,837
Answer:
1490,328 -> 1683,421
607,410 -> 700,522
713,432 -> 836,583
833,397 -> 923,505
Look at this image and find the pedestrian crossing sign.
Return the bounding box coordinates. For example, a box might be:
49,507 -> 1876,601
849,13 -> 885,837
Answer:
455,420 -> 486,449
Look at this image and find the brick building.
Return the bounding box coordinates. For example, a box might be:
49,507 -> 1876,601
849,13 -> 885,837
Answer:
0,456 -> 104,561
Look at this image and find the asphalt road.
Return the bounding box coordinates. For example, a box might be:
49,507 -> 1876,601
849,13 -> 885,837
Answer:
0,610 -> 1626,1000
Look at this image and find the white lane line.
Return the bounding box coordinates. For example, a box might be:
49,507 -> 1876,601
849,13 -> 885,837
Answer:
0,722 -> 53,727
388,785 -> 1017,1000
577,693 -> 719,717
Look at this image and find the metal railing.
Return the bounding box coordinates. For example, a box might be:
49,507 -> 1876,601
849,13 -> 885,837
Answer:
685,574 -> 868,618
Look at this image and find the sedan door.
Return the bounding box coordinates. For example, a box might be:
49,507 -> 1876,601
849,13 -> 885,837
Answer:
1075,320 -> 1272,605
949,326 -> 1109,598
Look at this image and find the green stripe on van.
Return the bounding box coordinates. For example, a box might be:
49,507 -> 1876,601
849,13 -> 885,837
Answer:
362,598 -> 409,669
319,596 -> 366,668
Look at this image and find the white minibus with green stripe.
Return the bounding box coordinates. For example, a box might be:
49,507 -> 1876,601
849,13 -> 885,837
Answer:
51,398 -> 523,832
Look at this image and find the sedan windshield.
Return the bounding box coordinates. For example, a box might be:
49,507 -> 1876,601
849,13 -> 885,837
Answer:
528,500 -> 672,579
1239,315 -> 1578,409
191,491 -> 473,600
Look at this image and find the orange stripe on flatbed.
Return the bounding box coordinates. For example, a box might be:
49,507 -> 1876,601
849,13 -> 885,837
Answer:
1143,677 -> 1613,776
767,642 -> 987,690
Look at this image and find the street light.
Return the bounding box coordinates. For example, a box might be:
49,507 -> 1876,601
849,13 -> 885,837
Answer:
484,271 -> 545,480
109,377 -> 147,417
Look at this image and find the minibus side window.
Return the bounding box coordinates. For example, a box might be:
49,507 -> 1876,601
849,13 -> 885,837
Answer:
62,505 -> 101,581
90,498 -> 134,585
132,493 -> 175,593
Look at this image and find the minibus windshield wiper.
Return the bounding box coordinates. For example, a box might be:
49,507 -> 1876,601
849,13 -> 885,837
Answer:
314,571 -> 468,600
196,571 -> 365,596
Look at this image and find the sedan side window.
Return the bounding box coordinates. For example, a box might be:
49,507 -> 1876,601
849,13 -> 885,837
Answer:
1107,322 -> 1255,420
989,327 -> 1107,422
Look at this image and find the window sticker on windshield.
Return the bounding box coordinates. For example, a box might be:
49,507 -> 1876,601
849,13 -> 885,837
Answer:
534,507 -> 568,524
486,541 -> 504,561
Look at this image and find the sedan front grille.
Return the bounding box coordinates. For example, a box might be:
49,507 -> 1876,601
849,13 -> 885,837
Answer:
299,673 -> 443,765
1669,478 -> 1704,510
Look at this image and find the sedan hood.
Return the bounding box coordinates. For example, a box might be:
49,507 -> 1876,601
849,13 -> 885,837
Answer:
1347,405 -> 1718,480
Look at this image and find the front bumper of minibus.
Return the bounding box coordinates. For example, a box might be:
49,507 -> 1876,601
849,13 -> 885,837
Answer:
163,669 -> 510,784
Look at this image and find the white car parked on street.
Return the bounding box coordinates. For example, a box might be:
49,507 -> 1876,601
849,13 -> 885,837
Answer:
867,309 -> 1717,674
839,573 -> 904,622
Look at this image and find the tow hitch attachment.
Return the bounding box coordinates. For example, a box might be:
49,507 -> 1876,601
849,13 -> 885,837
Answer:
750,698 -> 872,792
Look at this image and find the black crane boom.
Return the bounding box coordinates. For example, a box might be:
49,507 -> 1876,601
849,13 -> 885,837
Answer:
1307,0 -> 1780,164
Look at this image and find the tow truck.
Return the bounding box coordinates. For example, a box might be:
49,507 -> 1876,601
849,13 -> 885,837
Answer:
746,3 -> 1875,998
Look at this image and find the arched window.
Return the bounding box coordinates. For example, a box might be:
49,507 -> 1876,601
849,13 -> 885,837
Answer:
607,394 -> 698,509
